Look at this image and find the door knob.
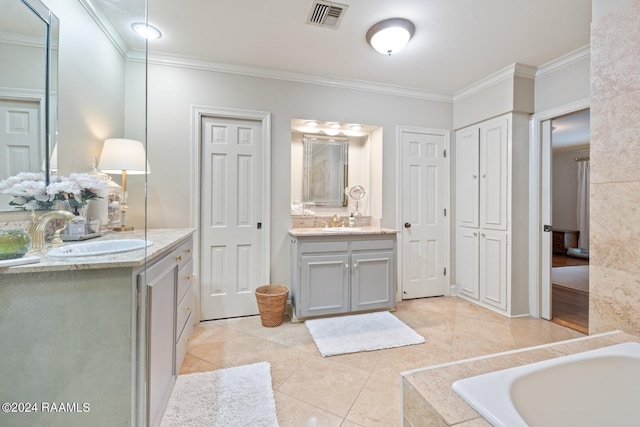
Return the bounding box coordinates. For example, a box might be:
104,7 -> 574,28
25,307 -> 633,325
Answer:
404,222 -> 411,228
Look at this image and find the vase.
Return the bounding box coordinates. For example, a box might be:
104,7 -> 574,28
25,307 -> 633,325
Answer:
0,229 -> 32,260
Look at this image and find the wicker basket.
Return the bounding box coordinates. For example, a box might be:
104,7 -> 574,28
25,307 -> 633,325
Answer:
255,284 -> 289,327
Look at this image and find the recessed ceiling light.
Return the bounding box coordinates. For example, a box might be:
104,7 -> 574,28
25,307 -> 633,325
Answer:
131,22 -> 162,40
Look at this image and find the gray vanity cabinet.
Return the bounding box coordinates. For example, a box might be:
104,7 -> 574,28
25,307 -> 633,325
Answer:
291,234 -> 396,318
140,236 -> 194,427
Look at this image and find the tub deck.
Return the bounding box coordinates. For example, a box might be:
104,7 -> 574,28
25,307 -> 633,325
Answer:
401,330 -> 640,426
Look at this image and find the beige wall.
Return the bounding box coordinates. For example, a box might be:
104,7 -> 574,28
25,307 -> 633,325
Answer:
589,0 -> 640,334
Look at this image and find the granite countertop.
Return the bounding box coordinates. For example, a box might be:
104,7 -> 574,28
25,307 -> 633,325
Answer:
0,228 -> 195,274
401,330 -> 640,426
288,226 -> 399,237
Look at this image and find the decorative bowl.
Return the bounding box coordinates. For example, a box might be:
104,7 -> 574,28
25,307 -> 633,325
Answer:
0,229 -> 32,260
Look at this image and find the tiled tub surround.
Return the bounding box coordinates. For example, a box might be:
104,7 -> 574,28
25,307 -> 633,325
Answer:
589,0 -> 640,334
401,331 -> 640,426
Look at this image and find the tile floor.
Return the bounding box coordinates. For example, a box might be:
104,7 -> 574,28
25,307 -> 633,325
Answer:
179,296 -> 585,426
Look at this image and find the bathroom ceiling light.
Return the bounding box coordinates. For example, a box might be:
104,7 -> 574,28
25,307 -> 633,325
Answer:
366,18 -> 415,55
131,22 -> 162,40
350,124 -> 362,131
305,121 -> 318,127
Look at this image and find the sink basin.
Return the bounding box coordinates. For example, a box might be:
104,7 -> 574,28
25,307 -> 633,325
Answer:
322,227 -> 362,232
47,239 -> 152,257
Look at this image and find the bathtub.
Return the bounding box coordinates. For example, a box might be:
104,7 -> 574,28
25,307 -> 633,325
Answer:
452,342 -> 640,427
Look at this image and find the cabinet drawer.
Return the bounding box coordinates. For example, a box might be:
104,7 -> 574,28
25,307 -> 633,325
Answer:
301,240 -> 349,254
175,312 -> 193,374
176,286 -> 193,342
177,259 -> 193,304
175,238 -> 193,270
350,239 -> 394,252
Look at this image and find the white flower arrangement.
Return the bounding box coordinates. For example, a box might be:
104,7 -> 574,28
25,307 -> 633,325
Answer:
0,172 -> 106,211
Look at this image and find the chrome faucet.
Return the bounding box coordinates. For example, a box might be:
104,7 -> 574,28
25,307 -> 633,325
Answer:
28,210 -> 80,253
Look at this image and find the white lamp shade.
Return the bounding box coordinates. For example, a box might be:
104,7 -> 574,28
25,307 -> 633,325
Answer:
99,138 -> 150,174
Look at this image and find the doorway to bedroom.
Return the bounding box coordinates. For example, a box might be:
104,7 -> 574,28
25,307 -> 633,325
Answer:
548,109 -> 590,334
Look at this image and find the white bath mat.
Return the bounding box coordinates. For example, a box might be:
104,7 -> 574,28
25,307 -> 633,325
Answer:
305,311 -> 425,357
160,361 -> 279,427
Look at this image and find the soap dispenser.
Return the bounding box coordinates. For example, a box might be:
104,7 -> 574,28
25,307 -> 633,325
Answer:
348,213 -> 355,228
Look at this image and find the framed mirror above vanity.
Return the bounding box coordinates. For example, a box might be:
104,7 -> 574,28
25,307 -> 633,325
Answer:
0,0 -> 59,210
303,135 -> 348,207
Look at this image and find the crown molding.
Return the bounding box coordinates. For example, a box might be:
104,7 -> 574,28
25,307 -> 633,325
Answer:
452,63 -> 537,102
536,45 -> 590,78
126,49 -> 453,103
78,0 -> 129,59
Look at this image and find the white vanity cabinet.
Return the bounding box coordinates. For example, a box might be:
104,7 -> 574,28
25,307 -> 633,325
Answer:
455,113 -> 529,316
290,232 -> 396,319
142,236 -> 194,427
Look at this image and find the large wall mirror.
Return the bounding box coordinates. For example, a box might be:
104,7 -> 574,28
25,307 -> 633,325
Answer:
303,135 -> 348,207
0,0 -> 59,211
291,119 -> 384,217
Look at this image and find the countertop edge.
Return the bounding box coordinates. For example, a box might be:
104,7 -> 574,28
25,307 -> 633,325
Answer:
0,228 -> 196,274
288,227 -> 399,237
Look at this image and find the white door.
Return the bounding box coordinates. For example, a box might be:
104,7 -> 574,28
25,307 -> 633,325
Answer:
540,119 -> 554,319
456,227 -> 479,299
200,116 -> 264,320
479,230 -> 508,311
0,98 -> 42,205
456,127 -> 479,228
479,118 -> 508,230
401,128 -> 448,299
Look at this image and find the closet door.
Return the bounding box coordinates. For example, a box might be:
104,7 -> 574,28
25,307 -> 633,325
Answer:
456,227 -> 479,299
479,118 -> 508,230
456,127 -> 479,228
479,230 -> 507,311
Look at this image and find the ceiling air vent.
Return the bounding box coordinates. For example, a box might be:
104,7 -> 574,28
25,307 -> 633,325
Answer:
307,1 -> 348,29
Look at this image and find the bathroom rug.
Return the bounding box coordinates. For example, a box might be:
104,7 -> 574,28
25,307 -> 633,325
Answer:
305,311 -> 425,357
160,361 -> 279,427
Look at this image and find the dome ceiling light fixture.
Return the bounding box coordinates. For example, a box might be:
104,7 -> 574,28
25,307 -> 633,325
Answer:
131,22 -> 162,40
366,18 -> 415,56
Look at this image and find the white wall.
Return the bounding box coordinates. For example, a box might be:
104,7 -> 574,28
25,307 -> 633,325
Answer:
46,0 -> 125,175
142,63 -> 452,286
534,54 -> 590,113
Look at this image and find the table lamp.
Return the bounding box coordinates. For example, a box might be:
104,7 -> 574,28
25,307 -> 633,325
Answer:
98,138 -> 150,231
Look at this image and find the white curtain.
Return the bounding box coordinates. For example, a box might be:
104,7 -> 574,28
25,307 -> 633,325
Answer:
577,159 -> 590,249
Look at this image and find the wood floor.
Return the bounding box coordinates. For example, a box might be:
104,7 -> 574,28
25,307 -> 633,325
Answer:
551,254 -> 589,334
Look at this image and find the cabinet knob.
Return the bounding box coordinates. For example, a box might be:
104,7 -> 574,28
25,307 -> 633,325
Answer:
345,263 -> 349,269
353,263 -> 358,269
481,233 -> 486,237
185,306 -> 191,312
185,275 -> 191,281
176,255 -> 183,262
185,336 -> 191,344
185,249 -> 191,254
473,232 -> 478,237
482,174 -> 486,178
473,175 -> 478,179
